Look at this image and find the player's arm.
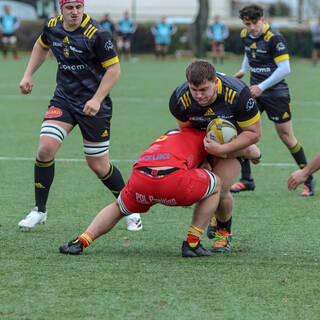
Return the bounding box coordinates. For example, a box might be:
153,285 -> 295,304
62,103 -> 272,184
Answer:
234,54 -> 249,79
251,36 -> 290,98
83,32 -> 121,116
288,152 -> 320,190
169,89 -> 192,128
204,87 -> 261,157
19,38 -> 49,94
83,60 -> 120,116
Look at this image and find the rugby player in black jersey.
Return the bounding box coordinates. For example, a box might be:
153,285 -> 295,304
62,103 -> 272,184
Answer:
170,60 -> 262,253
18,0 -> 142,231
231,4 -> 315,197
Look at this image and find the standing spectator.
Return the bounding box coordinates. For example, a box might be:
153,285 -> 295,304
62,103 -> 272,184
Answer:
151,16 -> 177,60
0,5 -> 20,59
17,0 -> 142,232
207,15 -> 229,64
231,4 -> 315,197
311,17 -> 320,67
100,13 -> 115,37
116,11 -> 137,60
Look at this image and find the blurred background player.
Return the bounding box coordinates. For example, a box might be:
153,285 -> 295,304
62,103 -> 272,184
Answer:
59,128 -> 222,258
231,4 -> 315,197
151,16 -> 177,60
116,11 -> 137,60
311,16 -> 320,67
100,13 -> 115,38
169,60 -> 261,253
0,5 -> 20,59
17,0 -> 142,232
206,15 -> 229,64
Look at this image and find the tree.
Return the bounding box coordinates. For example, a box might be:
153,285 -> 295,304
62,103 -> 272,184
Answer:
189,0 -> 209,58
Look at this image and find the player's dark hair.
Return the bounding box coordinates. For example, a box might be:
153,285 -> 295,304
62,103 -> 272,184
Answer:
239,4 -> 264,22
186,60 -> 216,86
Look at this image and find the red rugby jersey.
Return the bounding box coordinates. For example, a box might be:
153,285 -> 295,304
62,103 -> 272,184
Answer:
134,128 -> 207,170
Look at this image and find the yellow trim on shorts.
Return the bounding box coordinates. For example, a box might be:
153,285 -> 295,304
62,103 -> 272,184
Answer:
237,111 -> 260,128
101,56 -> 119,68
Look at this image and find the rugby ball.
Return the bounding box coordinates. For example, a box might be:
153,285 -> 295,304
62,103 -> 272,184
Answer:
206,118 -> 237,144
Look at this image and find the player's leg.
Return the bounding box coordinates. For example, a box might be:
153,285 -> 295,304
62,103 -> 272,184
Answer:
84,142 -> 143,230
212,41 -> 217,63
59,201 -> 125,254
155,43 -> 161,59
218,42 -> 225,64
116,35 -> 124,58
60,169 -> 150,254
207,158 -> 241,252
10,36 -> 18,59
275,120 -> 315,196
2,36 -> 9,59
312,46 -> 318,66
80,115 -> 142,231
182,170 -> 221,257
230,158 -> 255,193
18,118 -> 73,230
161,44 -> 169,60
123,38 -> 131,60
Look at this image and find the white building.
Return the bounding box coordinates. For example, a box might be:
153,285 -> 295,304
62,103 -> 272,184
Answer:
84,0 -> 232,22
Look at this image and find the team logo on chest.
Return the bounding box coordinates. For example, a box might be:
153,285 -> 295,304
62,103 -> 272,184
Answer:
63,36 -> 70,57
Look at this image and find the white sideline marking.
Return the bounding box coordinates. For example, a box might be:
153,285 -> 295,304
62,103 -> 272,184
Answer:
1,94 -> 319,107
0,95 -> 167,103
0,156 -> 295,166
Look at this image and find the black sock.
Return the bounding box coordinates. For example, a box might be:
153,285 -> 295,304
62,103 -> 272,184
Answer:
100,163 -> 125,198
34,159 -> 55,212
241,159 -> 253,181
216,217 -> 232,233
290,142 -> 313,183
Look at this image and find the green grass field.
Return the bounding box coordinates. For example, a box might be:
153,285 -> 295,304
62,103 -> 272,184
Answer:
1,54 -> 320,320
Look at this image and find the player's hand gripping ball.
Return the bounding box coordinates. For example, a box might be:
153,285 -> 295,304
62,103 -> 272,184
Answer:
206,118 -> 237,144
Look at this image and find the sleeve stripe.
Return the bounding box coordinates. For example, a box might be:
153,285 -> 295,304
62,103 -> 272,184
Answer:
101,56 -> 119,68
274,54 -> 289,63
237,111 -> 261,128
217,78 -> 222,94
38,36 -> 49,49
81,14 -> 91,27
179,97 -> 187,108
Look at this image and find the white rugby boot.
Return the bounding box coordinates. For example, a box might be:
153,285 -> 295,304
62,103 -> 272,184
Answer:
126,213 -> 143,231
18,207 -> 47,230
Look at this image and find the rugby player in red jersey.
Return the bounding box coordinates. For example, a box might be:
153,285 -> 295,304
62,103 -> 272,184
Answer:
59,127 -> 260,257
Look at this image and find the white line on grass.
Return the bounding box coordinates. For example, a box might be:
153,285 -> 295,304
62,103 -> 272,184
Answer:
2,94 -> 320,107
1,95 -> 167,103
0,156 -> 295,166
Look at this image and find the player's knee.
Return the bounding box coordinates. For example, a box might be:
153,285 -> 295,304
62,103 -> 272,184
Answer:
37,144 -> 56,161
87,160 -> 110,176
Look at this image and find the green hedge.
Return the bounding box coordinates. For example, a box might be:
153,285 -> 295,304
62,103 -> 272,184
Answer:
16,21 -> 313,58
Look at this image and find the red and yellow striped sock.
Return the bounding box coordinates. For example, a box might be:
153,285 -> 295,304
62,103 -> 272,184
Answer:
186,225 -> 204,248
78,232 -> 94,248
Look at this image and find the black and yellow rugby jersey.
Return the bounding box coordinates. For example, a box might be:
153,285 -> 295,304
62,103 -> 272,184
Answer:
240,23 -> 290,97
169,73 -> 260,131
39,14 -> 119,116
